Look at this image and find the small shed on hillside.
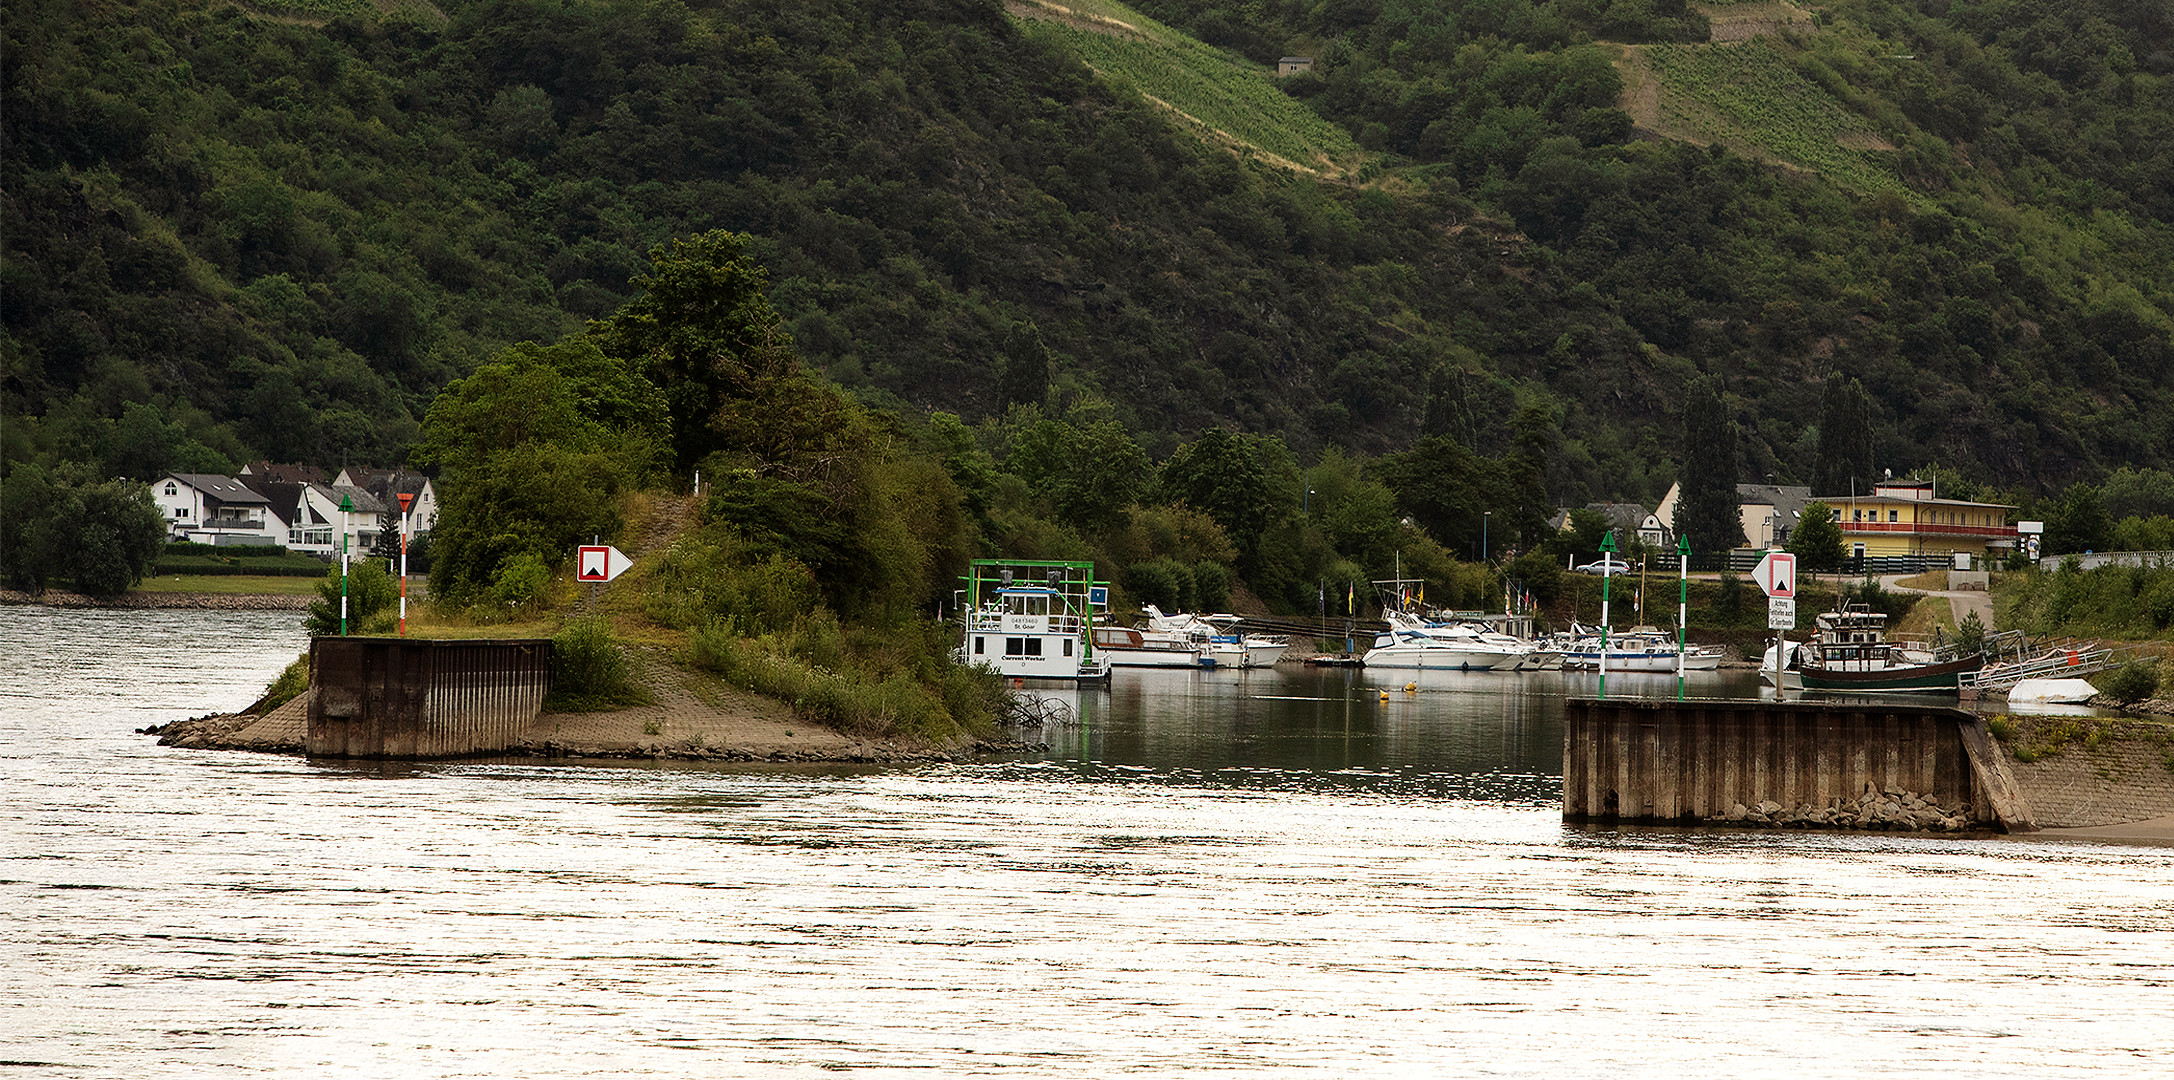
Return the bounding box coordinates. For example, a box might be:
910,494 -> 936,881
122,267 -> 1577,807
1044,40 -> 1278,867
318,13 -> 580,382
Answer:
1277,56 -> 1315,77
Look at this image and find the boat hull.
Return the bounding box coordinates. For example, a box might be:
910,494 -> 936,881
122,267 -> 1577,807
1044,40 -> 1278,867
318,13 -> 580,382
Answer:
1362,646 -> 1525,671
1799,655 -> 1984,693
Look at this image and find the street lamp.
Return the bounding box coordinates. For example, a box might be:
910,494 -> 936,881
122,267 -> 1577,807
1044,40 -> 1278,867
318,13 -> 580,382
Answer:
1305,488 -> 1314,513
1482,512 -> 1491,563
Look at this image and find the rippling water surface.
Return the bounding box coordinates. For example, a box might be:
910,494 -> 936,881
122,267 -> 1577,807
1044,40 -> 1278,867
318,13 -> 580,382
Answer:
4,607 -> 2170,1077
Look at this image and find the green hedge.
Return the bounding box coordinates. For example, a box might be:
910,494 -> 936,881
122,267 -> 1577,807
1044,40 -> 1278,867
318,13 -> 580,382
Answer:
153,554 -> 329,576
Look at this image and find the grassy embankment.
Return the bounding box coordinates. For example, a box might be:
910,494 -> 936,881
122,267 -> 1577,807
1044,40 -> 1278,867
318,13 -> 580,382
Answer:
1009,0 -> 1363,179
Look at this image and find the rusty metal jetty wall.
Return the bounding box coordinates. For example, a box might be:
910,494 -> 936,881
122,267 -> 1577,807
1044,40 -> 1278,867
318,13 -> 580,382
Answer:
1563,697 -> 2033,831
306,637 -> 552,758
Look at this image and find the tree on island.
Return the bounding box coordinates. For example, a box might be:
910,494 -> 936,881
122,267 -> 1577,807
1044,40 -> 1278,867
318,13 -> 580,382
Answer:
1672,375 -> 1747,556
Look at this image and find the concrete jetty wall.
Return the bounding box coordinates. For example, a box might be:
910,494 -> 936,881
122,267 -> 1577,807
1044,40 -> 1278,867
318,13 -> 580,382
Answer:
306,637 -> 552,757
1563,697 -> 2034,832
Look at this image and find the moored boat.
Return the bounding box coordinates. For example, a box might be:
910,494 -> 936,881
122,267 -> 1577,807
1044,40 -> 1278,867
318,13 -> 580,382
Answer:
1558,626 -> 1723,672
1089,625 -> 1207,669
1798,604 -> 1982,694
959,560 -> 1112,683
1362,612 -> 1539,671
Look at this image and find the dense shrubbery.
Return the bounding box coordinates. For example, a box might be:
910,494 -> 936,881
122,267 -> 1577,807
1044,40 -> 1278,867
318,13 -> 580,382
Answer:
2100,661 -> 2163,707
303,559 -> 400,636
2000,563 -> 2174,640
546,617 -> 652,711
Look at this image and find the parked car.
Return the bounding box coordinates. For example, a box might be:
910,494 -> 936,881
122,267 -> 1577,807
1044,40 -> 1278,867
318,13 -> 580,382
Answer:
1575,556 -> 1632,575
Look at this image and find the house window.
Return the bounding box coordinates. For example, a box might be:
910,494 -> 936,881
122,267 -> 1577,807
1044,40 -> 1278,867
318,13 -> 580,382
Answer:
1853,509 -> 1862,521
164,483 -> 176,496
1889,510 -> 1899,522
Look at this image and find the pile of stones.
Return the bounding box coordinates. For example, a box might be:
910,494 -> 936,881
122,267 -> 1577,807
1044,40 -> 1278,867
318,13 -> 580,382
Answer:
1712,783 -> 1976,832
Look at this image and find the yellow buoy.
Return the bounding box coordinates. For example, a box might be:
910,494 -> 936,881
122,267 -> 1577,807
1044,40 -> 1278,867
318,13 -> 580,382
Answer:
1405,682 -> 1417,693
1378,689 -> 1389,702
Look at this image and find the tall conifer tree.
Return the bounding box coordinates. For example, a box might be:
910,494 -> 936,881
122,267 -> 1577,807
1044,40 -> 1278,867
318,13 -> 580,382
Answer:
1673,375 -> 1746,555
1813,377 -> 1875,498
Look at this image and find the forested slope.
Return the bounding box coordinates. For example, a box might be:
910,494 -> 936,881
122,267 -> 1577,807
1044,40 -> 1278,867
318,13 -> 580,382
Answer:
4,0 -> 2171,504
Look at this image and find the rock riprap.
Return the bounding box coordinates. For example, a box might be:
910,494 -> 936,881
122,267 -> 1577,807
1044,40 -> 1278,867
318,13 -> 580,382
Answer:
1710,782 -> 1976,832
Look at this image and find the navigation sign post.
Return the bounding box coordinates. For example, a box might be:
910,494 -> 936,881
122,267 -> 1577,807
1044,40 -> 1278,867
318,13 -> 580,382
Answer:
576,545 -> 632,584
1754,550 -> 1797,698
1752,551 -> 1796,598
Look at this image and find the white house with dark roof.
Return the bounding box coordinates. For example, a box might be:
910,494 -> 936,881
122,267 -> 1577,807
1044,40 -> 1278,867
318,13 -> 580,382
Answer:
332,467 -> 439,535
152,474 -> 278,546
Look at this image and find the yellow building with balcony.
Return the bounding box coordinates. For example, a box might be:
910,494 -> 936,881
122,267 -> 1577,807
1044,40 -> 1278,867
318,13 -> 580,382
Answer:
1820,479 -> 2017,563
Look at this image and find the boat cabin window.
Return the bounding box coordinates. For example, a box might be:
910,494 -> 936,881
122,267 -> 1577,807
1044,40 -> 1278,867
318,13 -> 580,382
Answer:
1023,637 -> 1042,657
1005,637 -> 1024,656
1004,593 -> 1051,617
974,636 -> 985,655
1063,639 -> 1073,657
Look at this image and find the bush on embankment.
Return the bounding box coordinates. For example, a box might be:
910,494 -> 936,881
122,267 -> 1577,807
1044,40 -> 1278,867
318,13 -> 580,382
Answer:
545,616 -> 654,712
686,614 -> 1004,741
1999,561 -> 2174,640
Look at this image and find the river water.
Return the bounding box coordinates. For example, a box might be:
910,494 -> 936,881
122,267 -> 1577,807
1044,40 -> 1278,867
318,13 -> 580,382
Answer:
4,607 -> 2170,1078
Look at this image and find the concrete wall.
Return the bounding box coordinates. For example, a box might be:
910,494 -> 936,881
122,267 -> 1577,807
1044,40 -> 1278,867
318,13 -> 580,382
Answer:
1563,697 -> 2030,829
307,637 -> 552,757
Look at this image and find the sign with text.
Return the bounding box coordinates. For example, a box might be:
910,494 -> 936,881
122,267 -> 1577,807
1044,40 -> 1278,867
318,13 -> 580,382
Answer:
1768,596 -> 1796,631
1753,550 -> 1797,598
576,544 -> 631,583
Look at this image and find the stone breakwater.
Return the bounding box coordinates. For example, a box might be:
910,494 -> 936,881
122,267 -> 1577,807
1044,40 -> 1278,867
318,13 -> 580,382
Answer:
3,588 -> 310,610
1713,783 -> 1976,832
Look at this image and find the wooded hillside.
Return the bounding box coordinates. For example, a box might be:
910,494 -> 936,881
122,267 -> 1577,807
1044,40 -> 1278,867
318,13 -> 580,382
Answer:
5,0 -> 2170,504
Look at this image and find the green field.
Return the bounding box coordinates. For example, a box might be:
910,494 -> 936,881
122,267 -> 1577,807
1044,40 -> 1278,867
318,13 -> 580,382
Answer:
1635,36 -> 1906,196
1012,0 -> 1360,177
135,575 -> 325,596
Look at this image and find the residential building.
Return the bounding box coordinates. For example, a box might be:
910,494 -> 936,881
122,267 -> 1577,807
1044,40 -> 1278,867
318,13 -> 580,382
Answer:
1656,482 -> 1816,550
1819,478 -> 2017,562
333,467 -> 439,535
151,474 -> 277,546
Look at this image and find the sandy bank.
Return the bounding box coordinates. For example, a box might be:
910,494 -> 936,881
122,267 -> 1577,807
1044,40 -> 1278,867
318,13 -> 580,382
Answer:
146,672 -> 1030,765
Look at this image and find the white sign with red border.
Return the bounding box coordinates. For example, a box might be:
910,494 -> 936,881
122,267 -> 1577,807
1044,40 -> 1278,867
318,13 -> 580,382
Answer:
576,544 -> 632,583
1753,551 -> 1797,598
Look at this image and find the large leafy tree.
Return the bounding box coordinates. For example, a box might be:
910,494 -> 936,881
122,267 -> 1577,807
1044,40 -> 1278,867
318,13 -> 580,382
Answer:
412,339 -> 667,606
1673,375 -> 1747,555
1788,501 -> 1847,571
592,231 -> 802,476
0,464 -> 165,596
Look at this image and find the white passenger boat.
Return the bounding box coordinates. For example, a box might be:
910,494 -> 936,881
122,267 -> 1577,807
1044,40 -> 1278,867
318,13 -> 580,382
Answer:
1140,606 -> 1275,669
1362,612 -> 1538,671
1089,625 -> 1207,669
1559,626 -> 1724,672
959,560 -> 1111,683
